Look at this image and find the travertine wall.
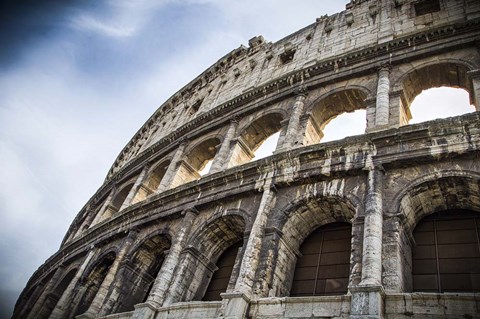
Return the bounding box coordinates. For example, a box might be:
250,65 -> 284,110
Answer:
14,0 -> 480,319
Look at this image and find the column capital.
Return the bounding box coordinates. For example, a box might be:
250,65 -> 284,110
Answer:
177,137 -> 189,147
127,227 -> 140,239
377,63 -> 391,73
294,86 -> 308,98
182,207 -> 199,217
230,115 -> 240,124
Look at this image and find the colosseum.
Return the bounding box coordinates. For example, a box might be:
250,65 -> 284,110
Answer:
13,0 -> 480,318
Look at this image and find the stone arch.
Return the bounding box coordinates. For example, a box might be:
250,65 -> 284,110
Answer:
170,136 -> 222,187
73,251 -> 116,316
189,212 -> 247,262
393,60 -> 478,123
176,212 -> 247,302
391,170 -> 480,233
304,87 -> 369,145
115,232 -> 172,312
18,268 -> 57,319
132,159 -> 172,204
38,267 -> 78,319
185,136 -> 222,171
384,171 -> 480,293
228,111 -> 286,167
111,181 -> 135,211
268,194 -> 357,297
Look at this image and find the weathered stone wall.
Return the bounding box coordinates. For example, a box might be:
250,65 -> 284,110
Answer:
13,1 -> 480,319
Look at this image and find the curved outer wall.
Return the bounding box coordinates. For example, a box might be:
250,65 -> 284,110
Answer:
14,1 -> 480,319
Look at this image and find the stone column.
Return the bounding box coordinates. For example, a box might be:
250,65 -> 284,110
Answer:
141,208 -> 198,311
280,91 -> 307,150
78,230 -> 138,318
119,165 -> 150,210
49,248 -> 97,319
157,141 -> 188,193
72,205 -> 102,240
375,65 -> 391,127
222,180 -> 276,319
210,118 -> 239,173
350,166 -> 385,319
361,167 -> 384,285
23,265 -> 65,319
163,247 -> 214,305
467,69 -> 480,111
90,188 -> 117,226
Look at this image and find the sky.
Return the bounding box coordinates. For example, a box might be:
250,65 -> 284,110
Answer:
0,1 -> 475,317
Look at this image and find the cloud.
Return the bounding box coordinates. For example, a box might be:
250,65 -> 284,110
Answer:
71,14 -> 136,38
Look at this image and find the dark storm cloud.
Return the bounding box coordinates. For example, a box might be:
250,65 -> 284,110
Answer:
0,0 -> 84,69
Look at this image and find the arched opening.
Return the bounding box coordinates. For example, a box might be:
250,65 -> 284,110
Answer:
400,63 -> 476,124
290,222 -> 351,297
252,132 -> 280,161
172,214 -> 246,303
132,160 -> 171,204
74,252 -> 116,316
34,269 -> 75,319
412,209 -> 480,293
171,138 -> 221,187
306,89 -> 367,145
409,87 -> 474,124
116,235 -> 171,312
321,110 -> 366,142
393,174 -> 480,292
228,113 -> 283,167
202,239 -> 244,301
112,183 -> 134,210
270,195 -> 356,297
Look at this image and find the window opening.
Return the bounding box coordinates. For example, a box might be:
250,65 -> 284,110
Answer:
321,110 -> 366,143
199,159 -> 213,176
409,87 -> 474,124
414,0 -> 440,16
252,132 -> 280,161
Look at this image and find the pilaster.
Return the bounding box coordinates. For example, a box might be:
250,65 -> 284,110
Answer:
280,90 -> 308,150
49,247 -> 97,319
221,180 -> 277,318
350,166 -> 385,319
78,230 -> 138,318
139,208 -> 198,311
157,140 -> 188,192
120,165 -> 150,209
210,118 -> 239,173
25,264 -> 66,319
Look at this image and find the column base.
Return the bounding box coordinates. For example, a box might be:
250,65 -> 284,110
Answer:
219,292 -> 251,319
131,302 -> 158,319
349,285 -> 385,319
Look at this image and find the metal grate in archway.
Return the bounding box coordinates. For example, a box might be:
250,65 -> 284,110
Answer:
413,210 -> 480,293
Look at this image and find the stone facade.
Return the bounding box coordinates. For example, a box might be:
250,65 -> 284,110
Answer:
14,0 -> 480,318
